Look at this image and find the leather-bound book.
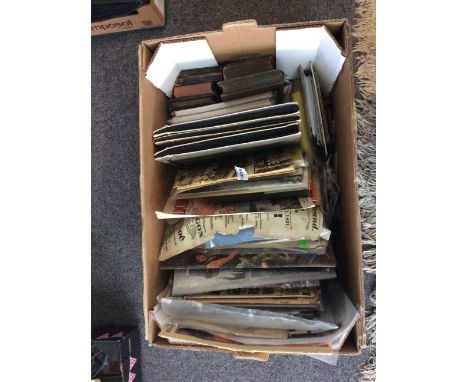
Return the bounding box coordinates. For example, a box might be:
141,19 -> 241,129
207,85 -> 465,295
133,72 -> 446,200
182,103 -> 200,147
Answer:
219,70 -> 284,101
223,55 -> 274,79
173,82 -> 219,98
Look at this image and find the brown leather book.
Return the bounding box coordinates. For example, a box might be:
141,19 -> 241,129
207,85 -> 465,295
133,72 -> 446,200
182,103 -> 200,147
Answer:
175,69 -> 223,86
178,66 -> 223,76
219,70 -> 284,101
223,55 -> 274,79
173,82 -> 218,98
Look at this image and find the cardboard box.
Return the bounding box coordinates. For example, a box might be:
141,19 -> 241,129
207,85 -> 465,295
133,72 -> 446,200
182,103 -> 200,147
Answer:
92,326 -> 142,382
138,19 -> 365,361
91,0 -> 165,36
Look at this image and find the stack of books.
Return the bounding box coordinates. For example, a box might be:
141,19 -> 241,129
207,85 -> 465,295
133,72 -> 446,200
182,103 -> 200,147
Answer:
151,56 -> 359,353
168,66 -> 223,114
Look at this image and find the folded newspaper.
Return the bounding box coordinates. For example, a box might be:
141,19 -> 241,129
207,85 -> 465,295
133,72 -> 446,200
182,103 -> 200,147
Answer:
159,208 -> 329,260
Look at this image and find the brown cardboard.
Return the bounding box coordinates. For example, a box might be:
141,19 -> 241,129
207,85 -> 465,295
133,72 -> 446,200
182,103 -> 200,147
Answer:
205,20 -> 276,63
233,352 -> 270,362
91,0 -> 165,36
138,19 -> 364,360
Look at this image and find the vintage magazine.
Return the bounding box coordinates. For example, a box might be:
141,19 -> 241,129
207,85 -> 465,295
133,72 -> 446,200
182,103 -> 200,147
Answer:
160,249 -> 335,270
173,167 -> 310,200
159,208 -> 326,260
172,145 -> 304,193
171,268 -> 336,296
156,196 -> 315,219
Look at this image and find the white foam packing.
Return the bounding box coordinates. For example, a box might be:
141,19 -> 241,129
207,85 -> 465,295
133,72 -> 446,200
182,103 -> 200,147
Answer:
276,26 -> 346,95
145,39 -> 218,97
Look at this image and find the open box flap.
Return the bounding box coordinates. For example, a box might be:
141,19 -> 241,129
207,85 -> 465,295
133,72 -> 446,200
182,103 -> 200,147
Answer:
276,26 -> 346,95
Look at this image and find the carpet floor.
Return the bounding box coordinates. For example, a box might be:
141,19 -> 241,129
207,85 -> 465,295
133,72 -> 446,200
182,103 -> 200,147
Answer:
92,1 -> 376,381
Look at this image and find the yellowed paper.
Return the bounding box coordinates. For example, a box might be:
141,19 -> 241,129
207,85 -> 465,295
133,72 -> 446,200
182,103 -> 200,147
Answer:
159,208 -> 324,260
172,146 -> 304,193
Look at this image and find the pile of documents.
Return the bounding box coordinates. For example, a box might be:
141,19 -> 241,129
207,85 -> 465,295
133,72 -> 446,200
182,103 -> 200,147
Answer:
151,56 -> 359,354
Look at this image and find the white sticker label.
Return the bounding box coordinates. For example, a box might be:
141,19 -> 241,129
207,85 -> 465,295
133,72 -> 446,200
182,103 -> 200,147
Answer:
234,166 -> 248,180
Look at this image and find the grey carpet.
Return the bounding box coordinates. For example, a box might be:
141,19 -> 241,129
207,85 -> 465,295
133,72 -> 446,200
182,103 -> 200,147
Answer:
92,1 -> 374,380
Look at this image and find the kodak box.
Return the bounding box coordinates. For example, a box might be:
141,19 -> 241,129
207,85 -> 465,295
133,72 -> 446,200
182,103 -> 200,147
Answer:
138,19 -> 364,361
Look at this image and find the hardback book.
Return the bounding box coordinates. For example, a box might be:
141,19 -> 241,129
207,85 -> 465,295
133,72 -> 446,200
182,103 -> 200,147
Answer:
177,66 -> 223,76
156,102 -> 299,136
219,70 -> 285,101
173,82 -> 219,98
175,66 -> 223,85
223,55 -> 274,79
168,98 -> 276,124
